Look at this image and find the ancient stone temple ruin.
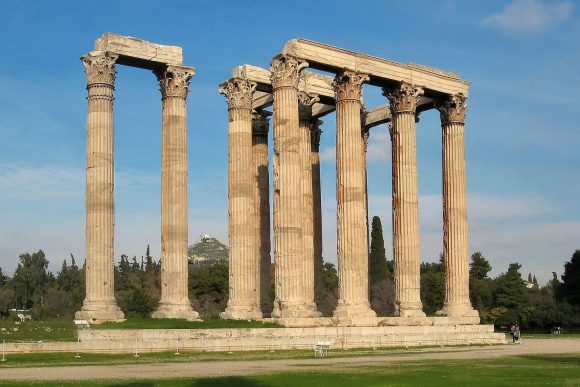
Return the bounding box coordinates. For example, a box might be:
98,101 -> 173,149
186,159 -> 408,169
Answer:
75,33 -> 199,322
221,39 -> 479,326
78,34 -> 479,330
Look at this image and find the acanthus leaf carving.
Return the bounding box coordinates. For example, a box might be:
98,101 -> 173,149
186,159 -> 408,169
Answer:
156,65 -> 195,99
383,81 -> 424,114
219,78 -> 256,110
82,51 -> 119,87
297,92 -> 320,119
252,110 -> 270,136
270,54 -> 308,90
332,70 -> 369,103
310,119 -> 323,152
436,93 -> 467,125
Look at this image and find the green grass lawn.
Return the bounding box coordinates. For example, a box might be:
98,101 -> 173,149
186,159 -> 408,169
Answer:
0,320 -> 76,342
0,354 -> 578,386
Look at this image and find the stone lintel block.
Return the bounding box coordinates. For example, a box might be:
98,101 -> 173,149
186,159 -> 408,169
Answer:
283,38 -> 469,97
94,33 -> 185,70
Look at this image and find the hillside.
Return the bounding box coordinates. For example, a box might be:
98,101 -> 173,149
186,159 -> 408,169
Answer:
188,235 -> 229,270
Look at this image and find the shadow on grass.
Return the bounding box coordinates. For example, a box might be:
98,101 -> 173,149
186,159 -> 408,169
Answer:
520,354 -> 580,366
109,377 -> 268,387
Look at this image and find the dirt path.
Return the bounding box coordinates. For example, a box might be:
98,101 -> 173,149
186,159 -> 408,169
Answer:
1,339 -> 578,381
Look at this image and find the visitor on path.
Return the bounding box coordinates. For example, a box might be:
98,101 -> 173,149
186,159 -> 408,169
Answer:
510,324 -> 516,343
514,324 -> 521,344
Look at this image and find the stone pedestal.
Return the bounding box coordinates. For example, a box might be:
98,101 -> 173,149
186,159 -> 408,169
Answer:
152,65 -> 199,321
436,94 -> 479,320
270,55 -> 319,318
76,51 -> 125,323
311,121 -> 324,308
252,110 -> 273,317
384,82 -> 425,318
219,78 -> 263,320
332,70 -> 376,319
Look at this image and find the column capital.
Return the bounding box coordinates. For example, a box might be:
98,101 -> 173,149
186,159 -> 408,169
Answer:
270,54 -> 308,90
362,127 -> 370,152
332,70 -> 369,103
219,77 -> 256,110
298,91 -> 319,120
252,110 -> 270,136
310,119 -> 323,152
436,93 -> 468,125
81,51 -> 119,87
383,81 -> 424,114
155,65 -> 195,99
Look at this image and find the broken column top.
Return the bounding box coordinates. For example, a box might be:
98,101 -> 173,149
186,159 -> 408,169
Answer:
94,33 -> 184,70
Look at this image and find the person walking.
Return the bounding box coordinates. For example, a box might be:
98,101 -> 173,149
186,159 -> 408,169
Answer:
514,324 -> 521,344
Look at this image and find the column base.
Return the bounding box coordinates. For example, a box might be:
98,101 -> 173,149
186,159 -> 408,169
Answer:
437,303 -> 480,322
333,302 -> 377,319
75,300 -> 125,324
396,302 -> 426,318
271,301 -> 321,319
152,302 -> 200,321
220,303 -> 263,320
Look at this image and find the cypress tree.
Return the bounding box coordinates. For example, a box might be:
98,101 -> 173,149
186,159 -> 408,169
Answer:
369,216 -> 389,286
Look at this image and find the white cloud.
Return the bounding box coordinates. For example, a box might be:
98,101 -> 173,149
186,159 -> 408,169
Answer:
319,146 -> 336,162
319,127 -> 391,164
483,0 -> 573,34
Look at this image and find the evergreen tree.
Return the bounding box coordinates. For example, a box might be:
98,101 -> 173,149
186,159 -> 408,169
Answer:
369,216 -> 389,285
470,252 -> 492,280
556,250 -> 580,306
494,263 -> 527,309
12,250 -> 52,309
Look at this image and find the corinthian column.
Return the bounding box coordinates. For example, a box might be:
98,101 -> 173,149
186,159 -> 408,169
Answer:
311,120 -> 324,309
384,81 -> 425,317
436,94 -> 479,320
75,51 -> 124,323
152,65 -> 199,321
332,70 -> 376,318
252,110 -> 272,316
270,54 -> 319,318
219,78 -> 262,320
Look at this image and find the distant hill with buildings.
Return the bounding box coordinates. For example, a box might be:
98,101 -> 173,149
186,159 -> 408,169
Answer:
188,234 -> 228,270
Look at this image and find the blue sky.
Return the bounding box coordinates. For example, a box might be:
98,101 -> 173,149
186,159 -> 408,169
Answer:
0,0 -> 578,283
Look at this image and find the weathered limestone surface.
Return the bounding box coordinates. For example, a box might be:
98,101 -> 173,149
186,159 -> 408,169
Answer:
76,51 -> 125,323
220,78 -> 263,320
283,38 -> 469,96
152,66 -> 199,321
332,70 -> 376,319
252,110 -> 272,316
270,55 -> 319,318
95,33 -> 183,69
311,121 -> 324,308
385,82 -> 425,318
436,94 -> 479,320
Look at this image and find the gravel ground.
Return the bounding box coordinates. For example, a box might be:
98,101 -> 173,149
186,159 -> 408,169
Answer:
0,338 -> 578,381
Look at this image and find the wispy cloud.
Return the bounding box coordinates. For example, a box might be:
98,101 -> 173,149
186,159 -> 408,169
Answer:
483,0 -> 573,34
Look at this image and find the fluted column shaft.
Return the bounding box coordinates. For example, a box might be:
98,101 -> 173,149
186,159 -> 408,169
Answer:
333,71 -> 376,318
153,65 -> 199,321
252,111 -> 272,316
220,78 -> 262,320
385,82 -> 425,317
311,122 -> 324,308
270,54 -> 319,318
437,94 -> 479,319
76,51 -> 124,323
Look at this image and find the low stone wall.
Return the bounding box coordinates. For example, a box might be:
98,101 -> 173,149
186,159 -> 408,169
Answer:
3,325 -> 505,354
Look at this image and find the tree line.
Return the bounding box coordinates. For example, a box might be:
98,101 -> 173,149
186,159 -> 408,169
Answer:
0,216 -> 579,330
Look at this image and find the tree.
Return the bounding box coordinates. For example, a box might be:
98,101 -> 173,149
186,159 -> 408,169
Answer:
319,262 -> 339,315
420,259 -> 444,315
12,250 -> 52,309
494,263 -> 527,309
369,216 -> 389,285
556,250 -> 580,306
470,252 -> 492,280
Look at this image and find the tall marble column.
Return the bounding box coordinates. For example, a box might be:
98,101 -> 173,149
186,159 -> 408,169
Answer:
219,78 -> 263,320
384,82 -> 425,317
152,65 -> 199,321
311,120 -> 324,309
332,70 -> 376,318
437,94 -> 479,320
75,51 -> 125,323
252,110 -> 272,316
298,91 -> 320,315
270,54 -> 319,318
